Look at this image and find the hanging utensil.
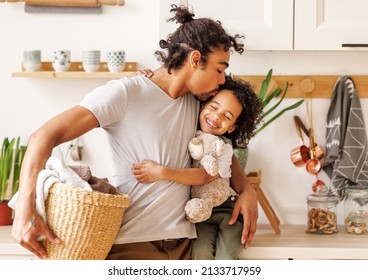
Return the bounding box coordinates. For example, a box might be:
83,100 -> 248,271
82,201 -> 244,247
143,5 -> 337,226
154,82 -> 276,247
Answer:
306,127 -> 322,174
290,116 -> 310,167
304,95 -> 322,175
312,174 -> 328,195
294,115 -> 325,161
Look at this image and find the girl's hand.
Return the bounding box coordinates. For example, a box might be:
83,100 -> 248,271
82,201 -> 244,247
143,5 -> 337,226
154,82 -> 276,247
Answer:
130,69 -> 154,78
131,160 -> 163,183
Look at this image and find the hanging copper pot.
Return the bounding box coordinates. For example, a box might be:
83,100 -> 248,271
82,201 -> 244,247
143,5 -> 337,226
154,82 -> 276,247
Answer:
313,144 -> 325,161
294,115 -> 325,161
290,116 -> 310,167
305,128 -> 322,174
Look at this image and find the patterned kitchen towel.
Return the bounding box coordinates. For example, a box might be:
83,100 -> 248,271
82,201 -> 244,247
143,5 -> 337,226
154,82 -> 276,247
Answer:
323,76 -> 368,200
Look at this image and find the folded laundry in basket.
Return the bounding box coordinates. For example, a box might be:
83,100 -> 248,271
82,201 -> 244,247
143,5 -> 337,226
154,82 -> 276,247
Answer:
68,165 -> 117,194
89,176 -> 117,194
8,156 -> 92,223
68,165 -> 92,182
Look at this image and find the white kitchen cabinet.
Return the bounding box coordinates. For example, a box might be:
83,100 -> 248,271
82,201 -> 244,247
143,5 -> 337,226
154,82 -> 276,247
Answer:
160,0 -> 368,51
159,0 -> 294,51
295,0 -> 368,50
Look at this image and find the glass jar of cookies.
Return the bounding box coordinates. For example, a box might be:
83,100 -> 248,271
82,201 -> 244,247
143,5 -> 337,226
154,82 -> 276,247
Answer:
306,194 -> 339,234
344,187 -> 368,234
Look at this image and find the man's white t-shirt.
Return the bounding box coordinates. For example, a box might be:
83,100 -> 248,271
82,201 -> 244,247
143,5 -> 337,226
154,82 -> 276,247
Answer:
80,75 -> 199,244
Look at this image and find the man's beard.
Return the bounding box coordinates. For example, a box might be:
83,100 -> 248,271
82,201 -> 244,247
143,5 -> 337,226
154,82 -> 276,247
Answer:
192,88 -> 219,102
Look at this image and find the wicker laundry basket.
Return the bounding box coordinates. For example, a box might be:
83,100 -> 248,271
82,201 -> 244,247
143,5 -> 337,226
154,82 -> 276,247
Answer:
43,182 -> 131,260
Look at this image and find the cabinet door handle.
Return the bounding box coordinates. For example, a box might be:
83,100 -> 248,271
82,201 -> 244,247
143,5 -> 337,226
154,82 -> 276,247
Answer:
342,44 -> 368,47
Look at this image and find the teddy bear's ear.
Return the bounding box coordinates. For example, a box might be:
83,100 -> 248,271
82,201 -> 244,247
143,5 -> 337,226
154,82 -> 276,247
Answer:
188,138 -> 204,160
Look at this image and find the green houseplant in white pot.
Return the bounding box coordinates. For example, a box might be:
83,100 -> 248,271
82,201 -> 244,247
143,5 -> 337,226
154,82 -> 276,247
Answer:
0,137 -> 27,225
234,69 -> 305,168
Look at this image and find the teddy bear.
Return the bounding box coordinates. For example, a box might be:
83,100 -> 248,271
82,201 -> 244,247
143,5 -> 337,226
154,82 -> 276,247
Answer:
184,130 -> 233,223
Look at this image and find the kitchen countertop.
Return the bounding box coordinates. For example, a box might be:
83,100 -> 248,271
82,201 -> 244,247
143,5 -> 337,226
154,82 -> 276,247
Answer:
2,224 -> 368,260
240,224 -> 368,259
0,226 -> 36,259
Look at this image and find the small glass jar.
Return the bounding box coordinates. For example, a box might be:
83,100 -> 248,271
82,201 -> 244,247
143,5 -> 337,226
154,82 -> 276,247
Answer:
344,188 -> 368,234
306,194 -> 339,234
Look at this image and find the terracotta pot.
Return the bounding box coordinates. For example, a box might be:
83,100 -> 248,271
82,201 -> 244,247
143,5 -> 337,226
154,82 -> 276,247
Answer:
0,201 -> 13,226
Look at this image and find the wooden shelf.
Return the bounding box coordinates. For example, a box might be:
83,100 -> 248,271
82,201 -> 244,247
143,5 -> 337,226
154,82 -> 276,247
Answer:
12,71 -> 137,79
13,63 -> 368,98
236,75 -> 368,98
12,61 -> 138,79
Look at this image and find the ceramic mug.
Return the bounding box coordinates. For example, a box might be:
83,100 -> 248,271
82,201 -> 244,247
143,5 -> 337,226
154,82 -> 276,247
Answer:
106,50 -> 125,73
52,50 -> 71,72
23,50 -> 41,72
82,50 -> 101,72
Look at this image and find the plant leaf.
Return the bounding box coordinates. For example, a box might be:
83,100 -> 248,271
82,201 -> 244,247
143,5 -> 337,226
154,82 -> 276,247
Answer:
263,88 -> 282,107
258,69 -> 273,101
256,99 -> 305,134
0,137 -> 26,201
261,82 -> 289,119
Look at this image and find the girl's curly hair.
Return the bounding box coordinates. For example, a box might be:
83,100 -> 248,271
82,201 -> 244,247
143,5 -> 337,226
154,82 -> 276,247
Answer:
155,4 -> 244,74
220,75 -> 263,148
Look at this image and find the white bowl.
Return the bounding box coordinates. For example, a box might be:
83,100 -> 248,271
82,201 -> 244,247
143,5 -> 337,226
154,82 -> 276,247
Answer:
52,62 -> 70,72
24,62 -> 41,72
83,64 -> 101,73
107,65 -> 125,73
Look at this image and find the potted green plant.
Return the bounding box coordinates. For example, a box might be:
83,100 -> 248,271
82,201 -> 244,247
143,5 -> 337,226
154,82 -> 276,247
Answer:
0,137 -> 27,225
234,69 -> 305,168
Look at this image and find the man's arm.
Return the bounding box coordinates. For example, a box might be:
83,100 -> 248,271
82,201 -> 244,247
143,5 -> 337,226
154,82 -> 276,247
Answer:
228,155 -> 258,250
132,160 -> 218,185
11,105 -> 99,259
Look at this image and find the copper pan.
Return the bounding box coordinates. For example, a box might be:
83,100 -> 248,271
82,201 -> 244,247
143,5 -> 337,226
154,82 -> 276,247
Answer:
290,116 -> 310,167
305,128 -> 322,174
294,116 -> 324,161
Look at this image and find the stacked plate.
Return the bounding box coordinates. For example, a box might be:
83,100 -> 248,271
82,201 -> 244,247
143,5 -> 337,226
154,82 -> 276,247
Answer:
82,50 -> 101,72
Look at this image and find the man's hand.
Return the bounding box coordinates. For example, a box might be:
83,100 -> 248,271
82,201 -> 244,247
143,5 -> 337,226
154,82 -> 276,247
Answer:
228,186 -> 258,250
11,205 -> 60,259
229,155 -> 258,250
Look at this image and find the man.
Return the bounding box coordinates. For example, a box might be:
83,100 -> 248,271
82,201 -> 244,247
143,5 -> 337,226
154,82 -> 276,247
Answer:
12,4 -> 257,260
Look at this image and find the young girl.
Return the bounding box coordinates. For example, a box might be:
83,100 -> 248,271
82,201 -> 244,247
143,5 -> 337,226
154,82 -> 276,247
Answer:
132,75 -> 262,259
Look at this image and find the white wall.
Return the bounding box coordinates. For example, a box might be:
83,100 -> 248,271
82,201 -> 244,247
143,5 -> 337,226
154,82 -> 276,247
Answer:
1,1 -> 368,227
233,51 -> 368,226
0,1 -> 161,177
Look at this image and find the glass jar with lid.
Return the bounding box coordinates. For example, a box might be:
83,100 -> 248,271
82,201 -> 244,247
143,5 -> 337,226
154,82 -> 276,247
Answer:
344,187 -> 368,234
306,194 -> 339,234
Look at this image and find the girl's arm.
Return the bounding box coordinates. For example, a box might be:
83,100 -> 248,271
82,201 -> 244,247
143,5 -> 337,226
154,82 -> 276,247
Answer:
131,160 -> 218,185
